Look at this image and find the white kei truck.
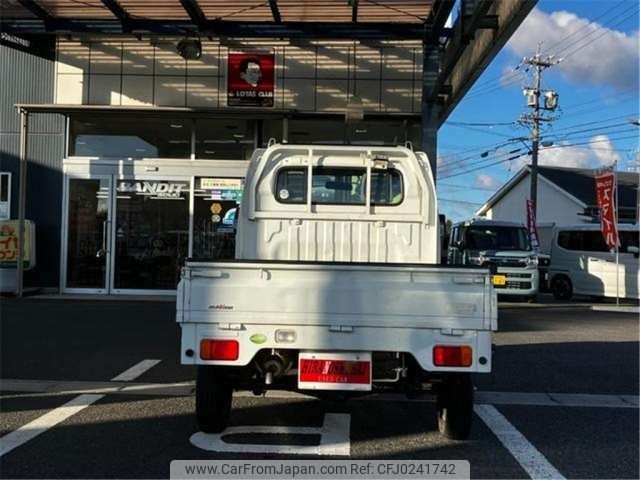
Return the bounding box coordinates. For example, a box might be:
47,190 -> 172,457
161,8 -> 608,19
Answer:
177,144 -> 497,440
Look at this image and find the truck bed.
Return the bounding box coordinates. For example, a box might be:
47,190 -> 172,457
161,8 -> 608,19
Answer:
177,259 -> 497,373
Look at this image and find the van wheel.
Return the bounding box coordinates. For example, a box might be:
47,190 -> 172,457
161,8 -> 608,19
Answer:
551,275 -> 573,300
196,366 -> 233,433
436,374 -> 473,440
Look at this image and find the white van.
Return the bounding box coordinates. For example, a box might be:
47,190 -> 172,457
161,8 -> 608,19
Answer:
549,224 -> 639,300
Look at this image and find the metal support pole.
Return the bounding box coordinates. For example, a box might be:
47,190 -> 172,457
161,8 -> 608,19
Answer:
421,45 -> 440,182
282,116 -> 289,143
614,166 -> 620,306
16,109 -> 29,298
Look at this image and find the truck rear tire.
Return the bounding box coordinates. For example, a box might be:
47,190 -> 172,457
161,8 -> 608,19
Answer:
436,373 -> 473,440
196,366 -> 233,433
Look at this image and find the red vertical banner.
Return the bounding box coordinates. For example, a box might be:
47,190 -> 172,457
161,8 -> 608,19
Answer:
227,53 -> 275,107
595,170 -> 619,251
526,199 -> 540,250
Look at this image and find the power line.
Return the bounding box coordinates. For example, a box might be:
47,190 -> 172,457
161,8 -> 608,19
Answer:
438,143 -> 524,174
439,133 -> 638,180
440,153 -> 529,180
447,121 -> 516,127
438,137 -> 521,162
558,87 -> 637,112
438,197 -> 484,206
463,2 -> 638,102
545,128 -> 638,144
445,123 -> 516,138
439,122 -> 637,175
438,183 -> 497,191
545,123 -> 638,141
548,2 -> 637,58
545,113 -> 638,134
558,7 -> 639,61
540,0 -> 629,55
539,133 -> 640,151
556,93 -> 639,120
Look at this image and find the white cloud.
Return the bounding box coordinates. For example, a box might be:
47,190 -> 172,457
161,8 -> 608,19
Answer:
475,173 -> 498,189
506,8 -> 639,91
537,144 -> 593,168
589,134 -> 622,166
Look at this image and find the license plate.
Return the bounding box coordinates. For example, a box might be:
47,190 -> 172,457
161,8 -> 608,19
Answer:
298,351 -> 372,391
492,274 -> 506,286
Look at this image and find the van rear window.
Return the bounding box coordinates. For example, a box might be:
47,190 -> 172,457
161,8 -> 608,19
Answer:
275,167 -> 402,206
558,230 -> 609,252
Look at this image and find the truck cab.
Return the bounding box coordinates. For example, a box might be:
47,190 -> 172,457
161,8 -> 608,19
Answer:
448,218 -> 539,300
177,144 -> 497,440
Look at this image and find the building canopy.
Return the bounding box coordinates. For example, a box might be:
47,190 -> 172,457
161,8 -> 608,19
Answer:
2,0 -> 537,126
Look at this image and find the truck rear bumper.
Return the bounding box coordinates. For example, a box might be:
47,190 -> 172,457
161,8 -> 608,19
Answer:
180,323 -> 493,373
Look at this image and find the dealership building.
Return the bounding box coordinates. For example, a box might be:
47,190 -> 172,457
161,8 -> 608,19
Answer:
0,0 -> 533,295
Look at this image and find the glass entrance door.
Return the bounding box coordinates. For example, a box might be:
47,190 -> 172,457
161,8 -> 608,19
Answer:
111,179 -> 190,293
63,176 -> 112,292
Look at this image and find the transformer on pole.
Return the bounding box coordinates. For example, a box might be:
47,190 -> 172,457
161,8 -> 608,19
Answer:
520,43 -> 561,219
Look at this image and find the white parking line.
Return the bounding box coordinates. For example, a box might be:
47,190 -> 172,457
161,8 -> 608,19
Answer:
0,394 -> 103,457
2,380 -> 638,408
474,404 -> 565,480
190,413 -> 351,456
110,359 -> 161,381
0,359 -> 161,458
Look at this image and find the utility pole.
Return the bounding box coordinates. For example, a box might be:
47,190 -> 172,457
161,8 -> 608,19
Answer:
521,44 -> 561,219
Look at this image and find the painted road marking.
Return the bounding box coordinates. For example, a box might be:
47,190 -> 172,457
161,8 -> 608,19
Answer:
1,379 -> 638,409
190,413 -> 351,456
474,404 -> 565,480
0,394 -> 103,457
111,359 -> 162,381
0,359 -> 161,458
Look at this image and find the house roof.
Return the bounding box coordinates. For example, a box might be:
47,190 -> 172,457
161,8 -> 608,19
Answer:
476,165 -> 640,216
537,166 -> 639,209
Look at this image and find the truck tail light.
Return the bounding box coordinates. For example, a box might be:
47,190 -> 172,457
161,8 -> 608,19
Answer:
433,345 -> 472,367
200,339 -> 239,361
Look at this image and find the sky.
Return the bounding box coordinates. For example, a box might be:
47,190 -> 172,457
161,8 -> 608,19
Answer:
437,0 -> 640,222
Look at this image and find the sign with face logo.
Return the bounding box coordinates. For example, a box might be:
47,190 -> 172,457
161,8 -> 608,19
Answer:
227,53 -> 275,107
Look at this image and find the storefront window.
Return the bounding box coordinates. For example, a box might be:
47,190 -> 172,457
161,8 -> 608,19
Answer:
113,180 -> 189,290
348,120 -> 408,145
69,116 -> 191,158
288,119 -> 346,145
407,122 -> 422,147
262,118 -> 283,146
287,119 -> 417,146
195,119 -> 255,160
192,177 -> 244,259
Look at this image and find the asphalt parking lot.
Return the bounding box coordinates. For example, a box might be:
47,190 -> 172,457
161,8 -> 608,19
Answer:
0,296 -> 638,479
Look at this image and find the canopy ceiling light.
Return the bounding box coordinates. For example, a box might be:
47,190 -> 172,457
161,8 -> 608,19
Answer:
177,38 -> 202,60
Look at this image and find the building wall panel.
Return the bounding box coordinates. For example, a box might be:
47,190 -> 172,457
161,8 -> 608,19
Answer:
55,38 -> 424,114
0,43 -> 64,289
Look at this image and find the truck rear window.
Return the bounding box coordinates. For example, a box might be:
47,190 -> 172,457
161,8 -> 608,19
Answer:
276,167 -> 402,206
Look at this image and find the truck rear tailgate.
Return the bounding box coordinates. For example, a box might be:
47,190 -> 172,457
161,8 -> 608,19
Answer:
178,261 -> 495,331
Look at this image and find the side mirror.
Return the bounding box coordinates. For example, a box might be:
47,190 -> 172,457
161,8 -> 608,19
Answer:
627,245 -> 639,258
455,240 -> 465,251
